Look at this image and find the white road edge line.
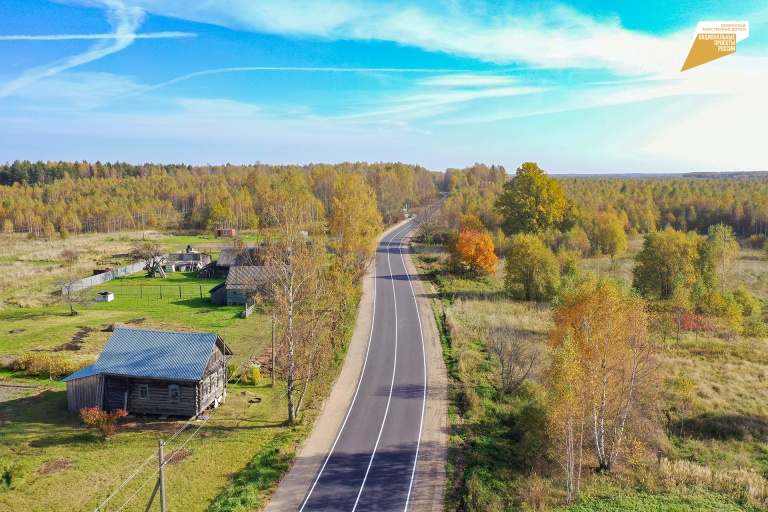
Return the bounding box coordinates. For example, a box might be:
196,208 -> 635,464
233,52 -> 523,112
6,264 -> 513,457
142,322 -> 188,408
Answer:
401,224 -> 427,512
298,221 -> 414,511
351,221 -> 414,511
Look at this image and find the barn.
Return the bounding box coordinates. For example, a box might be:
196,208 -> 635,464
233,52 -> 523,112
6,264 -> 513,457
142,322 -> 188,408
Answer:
61,327 -> 232,417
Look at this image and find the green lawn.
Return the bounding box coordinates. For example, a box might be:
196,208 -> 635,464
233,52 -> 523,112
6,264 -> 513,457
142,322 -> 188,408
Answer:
0,271 -> 270,363
0,270 -> 293,511
0,379 -> 289,512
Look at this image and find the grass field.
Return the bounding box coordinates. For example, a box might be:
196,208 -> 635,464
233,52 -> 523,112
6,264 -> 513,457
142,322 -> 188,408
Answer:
0,378 -> 291,512
411,240 -> 768,511
0,229 -> 332,511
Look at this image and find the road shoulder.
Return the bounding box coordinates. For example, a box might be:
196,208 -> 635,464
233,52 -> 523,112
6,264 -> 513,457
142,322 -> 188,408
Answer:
403,235 -> 449,512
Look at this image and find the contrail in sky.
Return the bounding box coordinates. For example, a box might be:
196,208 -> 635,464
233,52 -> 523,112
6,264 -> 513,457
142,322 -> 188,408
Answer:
0,32 -> 195,40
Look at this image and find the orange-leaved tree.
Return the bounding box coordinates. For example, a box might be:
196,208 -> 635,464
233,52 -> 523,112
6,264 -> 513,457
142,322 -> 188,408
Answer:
549,278 -> 658,479
452,227 -> 498,275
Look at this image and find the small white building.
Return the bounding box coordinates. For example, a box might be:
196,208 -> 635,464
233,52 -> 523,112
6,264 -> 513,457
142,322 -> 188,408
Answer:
94,291 -> 114,302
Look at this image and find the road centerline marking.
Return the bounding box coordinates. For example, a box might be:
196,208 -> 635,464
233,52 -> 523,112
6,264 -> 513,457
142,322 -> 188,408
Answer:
351,222 -> 413,511
298,221 -> 413,511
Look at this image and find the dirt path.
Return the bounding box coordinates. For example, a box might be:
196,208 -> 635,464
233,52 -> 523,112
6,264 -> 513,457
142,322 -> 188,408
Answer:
264,222 -> 448,511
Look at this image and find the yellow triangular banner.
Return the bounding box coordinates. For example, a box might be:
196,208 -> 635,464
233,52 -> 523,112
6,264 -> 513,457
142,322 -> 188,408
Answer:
681,34 -> 736,71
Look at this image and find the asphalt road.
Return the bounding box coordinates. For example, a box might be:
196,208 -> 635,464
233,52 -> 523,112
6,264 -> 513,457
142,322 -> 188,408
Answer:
298,220 -> 427,512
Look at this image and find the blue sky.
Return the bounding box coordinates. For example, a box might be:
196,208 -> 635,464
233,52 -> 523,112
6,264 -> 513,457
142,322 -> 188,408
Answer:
1,0 -> 766,173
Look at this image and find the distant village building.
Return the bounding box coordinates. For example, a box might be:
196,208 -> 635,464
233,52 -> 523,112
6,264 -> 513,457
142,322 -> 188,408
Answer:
214,228 -> 236,238
199,246 -> 265,278
61,327 -> 232,417
209,265 -> 277,306
164,246 -> 212,273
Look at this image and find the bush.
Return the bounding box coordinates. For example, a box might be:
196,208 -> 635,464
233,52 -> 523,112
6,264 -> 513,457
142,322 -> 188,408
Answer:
743,316 -> 767,338
79,407 -> 128,438
12,354 -> 77,379
749,234 -> 766,250
732,286 -> 761,317
247,365 -> 262,385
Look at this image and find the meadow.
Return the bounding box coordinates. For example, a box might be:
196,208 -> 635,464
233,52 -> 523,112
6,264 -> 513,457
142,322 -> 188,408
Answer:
0,230 -> 317,511
411,238 -> 768,511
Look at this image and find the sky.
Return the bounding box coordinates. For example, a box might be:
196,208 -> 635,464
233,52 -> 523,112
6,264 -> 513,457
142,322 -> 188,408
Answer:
1,0 -> 767,174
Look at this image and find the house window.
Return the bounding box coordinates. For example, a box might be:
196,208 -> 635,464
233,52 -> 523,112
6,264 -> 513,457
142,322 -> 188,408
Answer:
210,374 -> 216,390
169,384 -> 180,403
139,384 -> 149,400
202,379 -> 209,396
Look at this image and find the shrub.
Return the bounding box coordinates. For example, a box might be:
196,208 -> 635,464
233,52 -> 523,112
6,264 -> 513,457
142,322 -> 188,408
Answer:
0,464 -> 30,489
79,407 -> 128,438
732,286 -> 761,317
743,316 -> 768,338
247,365 -> 262,385
12,354 -> 77,379
749,234 -> 766,250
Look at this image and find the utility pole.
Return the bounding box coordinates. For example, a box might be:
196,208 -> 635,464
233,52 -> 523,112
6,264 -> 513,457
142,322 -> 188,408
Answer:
271,316 -> 275,387
159,440 -> 166,512
144,439 -> 166,512
142,211 -> 145,240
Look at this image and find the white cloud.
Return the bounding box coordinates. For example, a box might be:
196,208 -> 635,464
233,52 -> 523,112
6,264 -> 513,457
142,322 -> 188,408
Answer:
644,91 -> 768,170
85,0 -> 690,75
12,72 -> 144,109
174,98 -> 262,118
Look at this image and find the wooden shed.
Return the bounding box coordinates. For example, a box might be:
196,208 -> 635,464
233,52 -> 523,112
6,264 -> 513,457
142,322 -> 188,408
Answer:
214,228 -> 236,238
224,266 -> 277,305
61,327 -> 232,417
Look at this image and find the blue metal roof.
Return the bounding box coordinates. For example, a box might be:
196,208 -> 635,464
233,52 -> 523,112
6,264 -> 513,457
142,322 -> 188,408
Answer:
88,327 -> 227,381
60,363 -> 99,382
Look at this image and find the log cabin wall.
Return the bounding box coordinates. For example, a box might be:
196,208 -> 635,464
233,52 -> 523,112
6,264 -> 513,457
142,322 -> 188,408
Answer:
199,365 -> 227,411
65,374 -> 104,412
129,379 -> 198,416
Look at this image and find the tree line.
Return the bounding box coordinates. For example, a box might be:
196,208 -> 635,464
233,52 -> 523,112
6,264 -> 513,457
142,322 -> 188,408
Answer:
0,161 -> 438,237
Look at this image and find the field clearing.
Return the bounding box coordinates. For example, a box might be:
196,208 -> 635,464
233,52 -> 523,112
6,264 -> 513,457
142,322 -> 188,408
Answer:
0,265 -> 282,510
0,227 -> 359,511
411,240 -> 768,511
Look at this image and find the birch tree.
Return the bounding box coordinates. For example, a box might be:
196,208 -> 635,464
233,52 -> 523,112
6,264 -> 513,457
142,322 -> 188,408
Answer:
550,278 -> 658,472
265,181 -> 332,423
548,335 -> 585,504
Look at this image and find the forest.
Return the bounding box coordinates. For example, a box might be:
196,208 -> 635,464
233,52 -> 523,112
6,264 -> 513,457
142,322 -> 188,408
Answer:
0,160 -> 437,236
415,162 -> 768,511
441,163 -> 768,237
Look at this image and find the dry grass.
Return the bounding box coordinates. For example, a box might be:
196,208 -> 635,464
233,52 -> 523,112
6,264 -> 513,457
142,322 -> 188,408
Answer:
660,458 -> 768,507
0,231 -> 166,309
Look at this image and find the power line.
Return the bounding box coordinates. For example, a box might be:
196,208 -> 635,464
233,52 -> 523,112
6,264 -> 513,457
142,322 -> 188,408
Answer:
92,325 -> 271,511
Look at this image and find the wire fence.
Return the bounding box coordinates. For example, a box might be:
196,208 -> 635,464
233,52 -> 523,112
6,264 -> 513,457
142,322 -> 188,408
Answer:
95,284 -> 221,300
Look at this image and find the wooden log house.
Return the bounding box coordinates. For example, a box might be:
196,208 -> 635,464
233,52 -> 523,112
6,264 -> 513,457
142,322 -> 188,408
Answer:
62,327 -> 232,417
